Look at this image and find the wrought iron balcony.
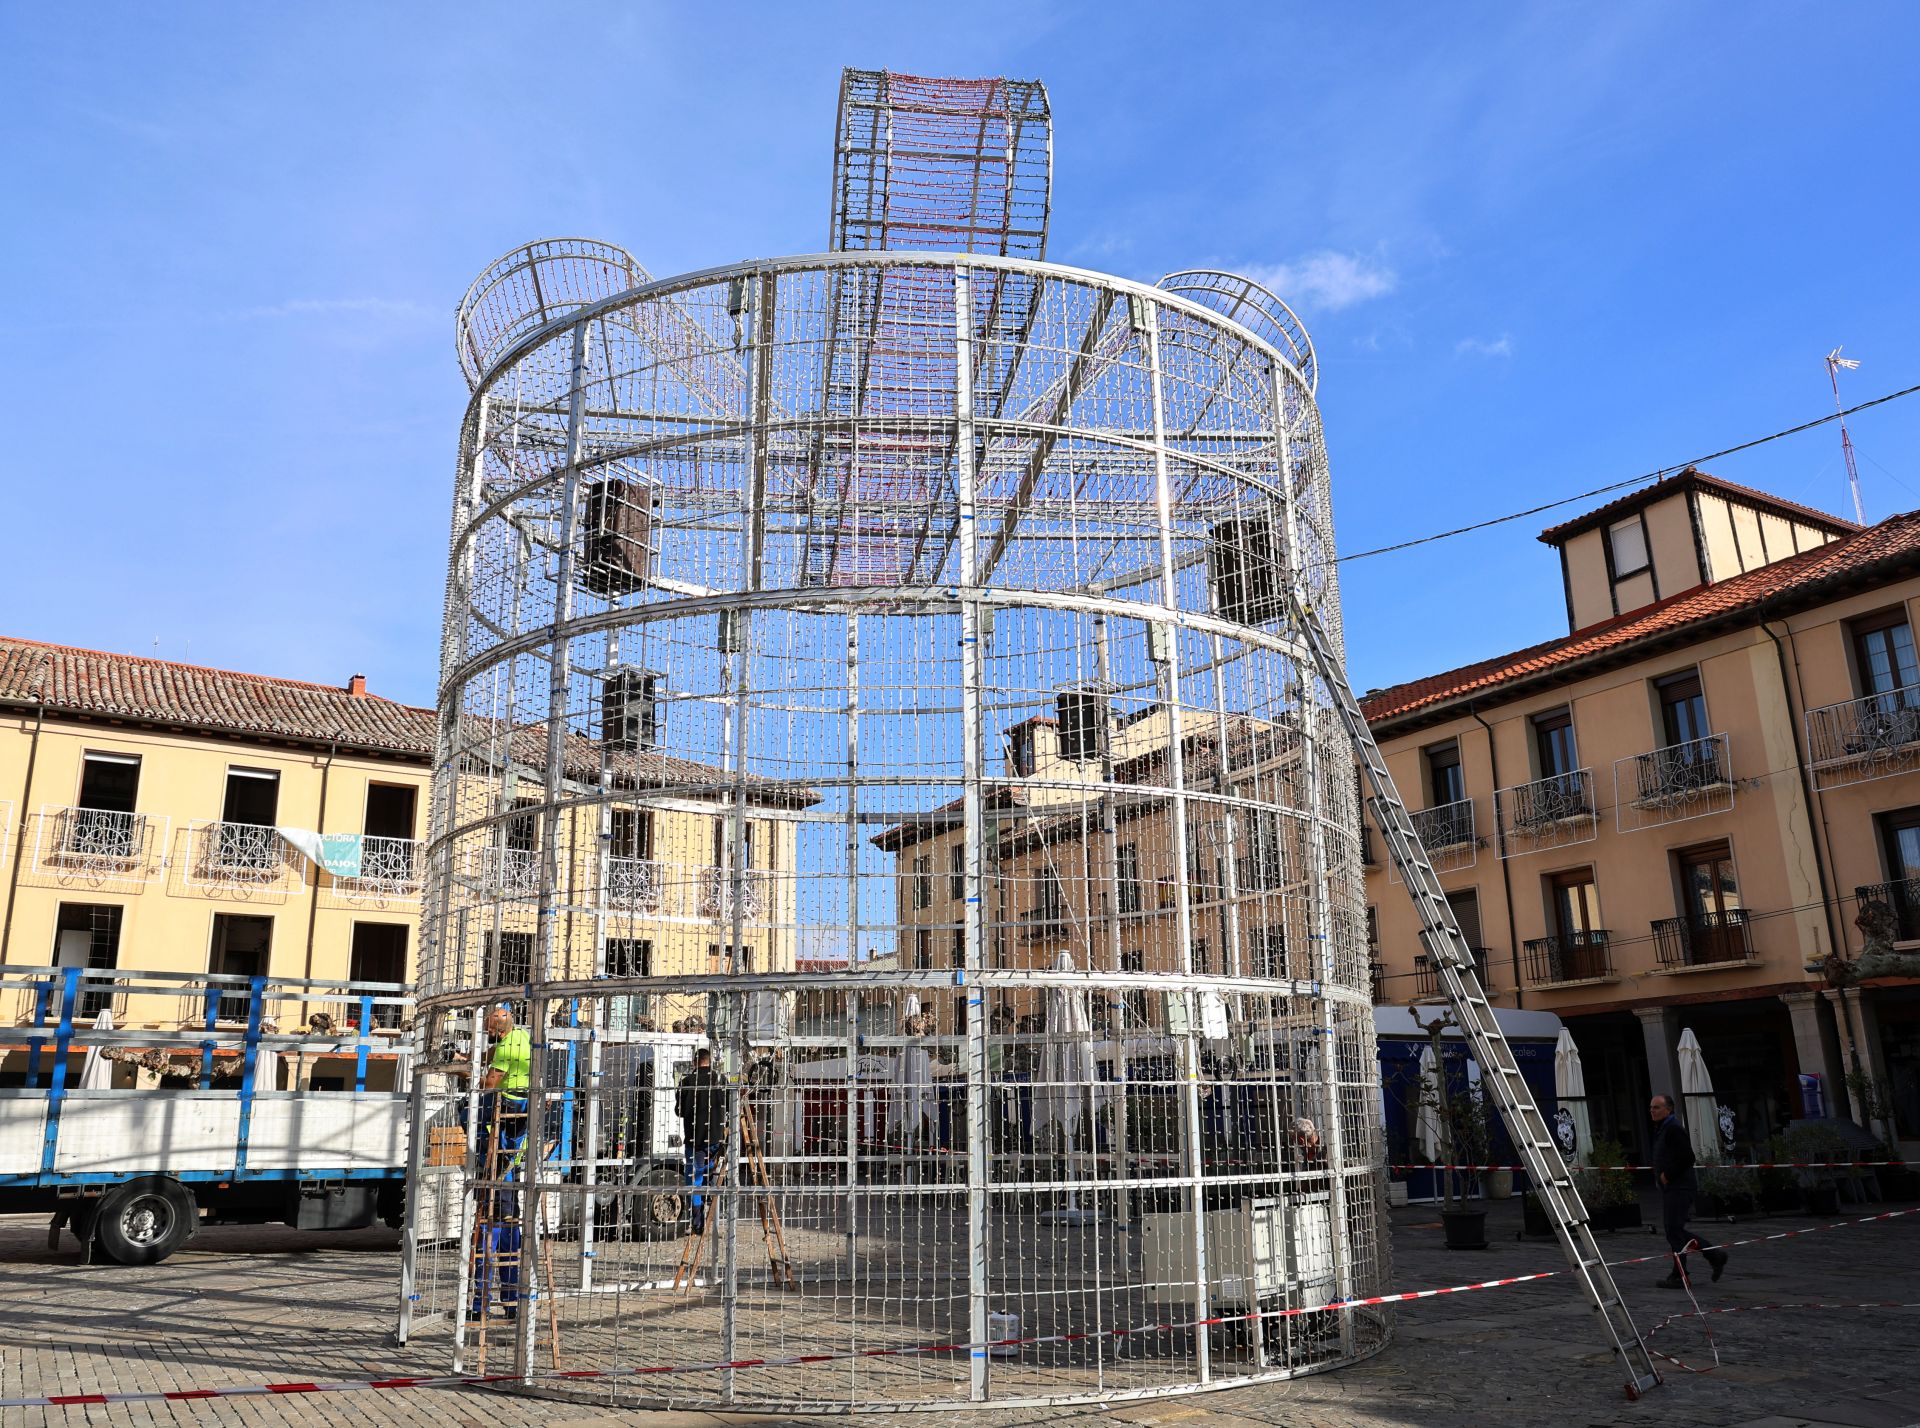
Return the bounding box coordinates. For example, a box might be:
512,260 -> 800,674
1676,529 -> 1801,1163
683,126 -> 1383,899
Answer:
198,821 -> 285,876
1411,798 -> 1476,851
1652,909 -> 1754,970
333,835 -> 424,903
1021,904 -> 1072,943
1414,947 -> 1493,998
1855,877 -> 1920,944
31,806 -> 165,887
608,856 -> 665,911
1520,930 -> 1614,987
699,865 -> 767,921
1495,771 -> 1597,859
1807,683 -> 1920,790
1615,734 -> 1734,832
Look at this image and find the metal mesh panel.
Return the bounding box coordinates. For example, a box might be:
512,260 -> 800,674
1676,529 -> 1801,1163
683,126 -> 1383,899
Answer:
404,228 -> 1384,1409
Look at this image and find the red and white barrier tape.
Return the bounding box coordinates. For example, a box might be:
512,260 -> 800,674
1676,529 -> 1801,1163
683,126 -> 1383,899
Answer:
4,1206 -> 1914,1411
1645,1299 -> 1920,1375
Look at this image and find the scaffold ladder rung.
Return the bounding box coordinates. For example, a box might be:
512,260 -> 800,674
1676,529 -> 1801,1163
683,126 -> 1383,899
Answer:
1290,593 -> 1663,1401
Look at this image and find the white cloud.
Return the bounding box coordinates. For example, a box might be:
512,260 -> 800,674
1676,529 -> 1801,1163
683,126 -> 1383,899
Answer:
1241,251 -> 1398,313
1455,334 -> 1514,358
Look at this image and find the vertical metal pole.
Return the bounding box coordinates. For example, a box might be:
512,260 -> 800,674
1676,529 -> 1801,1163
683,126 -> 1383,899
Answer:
517,316 -> 592,1379
1141,299 -> 1209,1384
720,268 -> 775,1400
1272,367 -> 1357,1355
953,267 -> 992,1403
580,628 -> 619,1296
402,389 -> 491,1346
1206,635 -> 1247,979
843,613 -> 862,1273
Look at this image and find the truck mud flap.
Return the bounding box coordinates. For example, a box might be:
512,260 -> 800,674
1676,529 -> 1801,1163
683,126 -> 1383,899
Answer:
289,1183 -> 378,1232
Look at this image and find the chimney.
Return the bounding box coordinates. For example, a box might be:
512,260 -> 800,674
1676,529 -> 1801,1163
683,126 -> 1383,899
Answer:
347,674 -> 367,698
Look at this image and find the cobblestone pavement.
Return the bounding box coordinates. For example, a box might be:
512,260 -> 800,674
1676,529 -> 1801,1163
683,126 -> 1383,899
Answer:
3,1197 -> 1918,1428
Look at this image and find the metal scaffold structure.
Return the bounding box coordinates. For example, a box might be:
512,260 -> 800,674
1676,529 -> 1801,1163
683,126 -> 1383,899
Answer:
396,65 -> 1549,1411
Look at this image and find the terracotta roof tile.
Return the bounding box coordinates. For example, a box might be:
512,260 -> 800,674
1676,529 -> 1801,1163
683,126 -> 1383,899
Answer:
0,636 -> 813,804
1537,466 -> 1859,545
1362,509 -> 1920,727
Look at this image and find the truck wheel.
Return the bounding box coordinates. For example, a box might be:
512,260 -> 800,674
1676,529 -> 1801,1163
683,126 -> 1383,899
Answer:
635,1166 -> 689,1241
95,1178 -> 197,1265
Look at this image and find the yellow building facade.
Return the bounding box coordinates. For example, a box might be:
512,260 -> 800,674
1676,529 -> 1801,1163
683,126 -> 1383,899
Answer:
0,638 -> 801,1057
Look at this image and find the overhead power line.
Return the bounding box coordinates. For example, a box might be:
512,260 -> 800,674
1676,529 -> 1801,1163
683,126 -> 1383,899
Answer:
1338,380 -> 1920,564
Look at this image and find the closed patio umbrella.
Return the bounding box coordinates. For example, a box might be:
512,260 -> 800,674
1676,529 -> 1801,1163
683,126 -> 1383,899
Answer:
78,1010 -> 114,1090
1413,1043 -> 1443,1163
1676,1028 -> 1721,1166
1035,953 -> 1105,1223
1553,1029 -> 1593,1167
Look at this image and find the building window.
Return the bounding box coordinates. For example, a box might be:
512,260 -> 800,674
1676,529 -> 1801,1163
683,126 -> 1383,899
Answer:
1655,670 -> 1709,747
1880,808 -> 1920,886
52,903 -> 122,1018
1121,949 -> 1147,1028
912,855 -> 934,910
950,842 -> 965,898
78,751 -> 140,814
486,929 -> 534,987
1193,939 -> 1211,974
605,937 -> 653,1029
1425,741 -> 1464,807
711,819 -> 756,869
349,923 -> 408,1028
1851,608 -> 1920,697
1607,517 -> 1650,577
209,913 -> 273,1021
1533,709 -> 1578,781
914,927 -> 934,969
1241,808 -> 1285,891
364,783 -> 416,840
1033,867 -> 1067,925
1116,843 -> 1142,915
950,927 -> 965,968
610,808 -> 655,860
214,768 -> 281,870
1548,869 -> 1600,940
68,752 -> 141,860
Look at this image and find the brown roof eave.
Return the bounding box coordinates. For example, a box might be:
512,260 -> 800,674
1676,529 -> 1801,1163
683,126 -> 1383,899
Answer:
0,698 -> 433,765
1364,546 -> 1920,739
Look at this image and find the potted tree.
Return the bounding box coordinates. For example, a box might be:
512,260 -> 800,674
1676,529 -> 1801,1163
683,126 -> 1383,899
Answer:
1575,1137 -> 1640,1232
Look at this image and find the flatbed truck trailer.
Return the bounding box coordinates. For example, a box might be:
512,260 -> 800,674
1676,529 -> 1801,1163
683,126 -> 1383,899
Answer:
0,965 -> 414,1264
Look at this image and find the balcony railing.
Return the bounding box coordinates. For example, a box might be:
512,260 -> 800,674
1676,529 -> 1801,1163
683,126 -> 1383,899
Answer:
1404,798 -> 1478,876
1021,905 -> 1071,943
332,835 -> 424,903
1615,734 -> 1734,832
1520,930 -> 1614,987
186,821 -> 293,892
1652,909 -> 1754,970
1414,946 -> 1493,998
608,856 -> 665,911
1807,682 -> 1920,790
699,865 -> 767,922
1495,771 -> 1597,859
1855,877 -> 1920,944
30,806 -> 166,888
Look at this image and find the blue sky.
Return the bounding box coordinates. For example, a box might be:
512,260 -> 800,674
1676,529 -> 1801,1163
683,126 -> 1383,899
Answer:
5,3 -> 1919,704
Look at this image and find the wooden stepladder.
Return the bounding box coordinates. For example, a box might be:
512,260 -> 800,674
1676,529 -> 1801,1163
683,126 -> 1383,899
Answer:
465,1100 -> 563,1372
672,1096 -> 796,1292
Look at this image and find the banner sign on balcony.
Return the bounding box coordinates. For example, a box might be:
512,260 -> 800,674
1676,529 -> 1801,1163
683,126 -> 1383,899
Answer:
277,828 -> 364,878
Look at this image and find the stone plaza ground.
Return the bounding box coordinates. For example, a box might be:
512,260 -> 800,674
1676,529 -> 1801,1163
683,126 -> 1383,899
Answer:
2,1195 -> 1918,1428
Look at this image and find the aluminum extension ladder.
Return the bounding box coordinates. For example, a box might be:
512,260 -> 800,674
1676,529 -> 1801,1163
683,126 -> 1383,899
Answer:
1292,594 -> 1664,1400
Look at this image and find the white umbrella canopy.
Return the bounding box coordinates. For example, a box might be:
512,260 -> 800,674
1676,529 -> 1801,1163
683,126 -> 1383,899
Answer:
77,1010 -> 114,1091
1676,1028 -> 1721,1166
1553,1029 -> 1593,1167
1413,1044 -> 1443,1163
886,988 -> 934,1140
1033,957 -> 1096,1148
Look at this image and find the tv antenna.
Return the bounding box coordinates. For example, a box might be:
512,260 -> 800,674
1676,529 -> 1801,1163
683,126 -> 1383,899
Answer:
1826,346 -> 1866,524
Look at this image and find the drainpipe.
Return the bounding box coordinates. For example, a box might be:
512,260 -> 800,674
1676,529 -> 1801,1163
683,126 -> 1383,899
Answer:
1468,702 -> 1525,1009
1760,610 -> 1853,1114
0,700 -> 46,965
300,731 -> 343,992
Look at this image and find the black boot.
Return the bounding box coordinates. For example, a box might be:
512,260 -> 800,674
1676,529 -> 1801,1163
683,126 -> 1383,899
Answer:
1656,1271 -> 1685,1288
1706,1249 -> 1728,1282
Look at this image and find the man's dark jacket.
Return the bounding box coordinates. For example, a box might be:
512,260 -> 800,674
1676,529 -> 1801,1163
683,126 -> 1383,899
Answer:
1649,1112 -> 1697,1192
677,1064 -> 728,1149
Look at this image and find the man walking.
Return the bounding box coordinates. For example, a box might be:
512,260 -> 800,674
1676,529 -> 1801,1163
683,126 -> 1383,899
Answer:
676,1047 -> 729,1234
1649,1093 -> 1729,1288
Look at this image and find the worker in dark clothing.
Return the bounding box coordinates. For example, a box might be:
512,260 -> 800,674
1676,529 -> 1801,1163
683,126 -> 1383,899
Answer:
1649,1093 -> 1729,1288
676,1047 -> 729,1234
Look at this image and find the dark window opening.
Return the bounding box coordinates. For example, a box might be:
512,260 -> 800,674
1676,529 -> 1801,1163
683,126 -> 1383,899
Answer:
78,752 -> 139,813
711,819 -> 756,869
1425,741 -> 1464,808
605,937 -> 653,1029
1116,843 -> 1142,915
610,808 -> 655,860
1056,688 -> 1110,763
222,768 -> 279,826
949,842 -> 965,899
364,783 -> 417,840
1852,608 -> 1920,698
487,930 -> 535,987
1533,709 -> 1577,780
1656,671 -> 1709,748
349,922 -> 408,1028
209,913 -> 273,1021
52,903 -> 122,1018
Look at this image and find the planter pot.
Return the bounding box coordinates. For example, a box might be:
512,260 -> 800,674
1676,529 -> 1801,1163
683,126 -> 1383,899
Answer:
1484,1169 -> 1514,1200
1441,1208 -> 1489,1250
1594,1201 -> 1643,1232
1521,1193 -> 1552,1239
